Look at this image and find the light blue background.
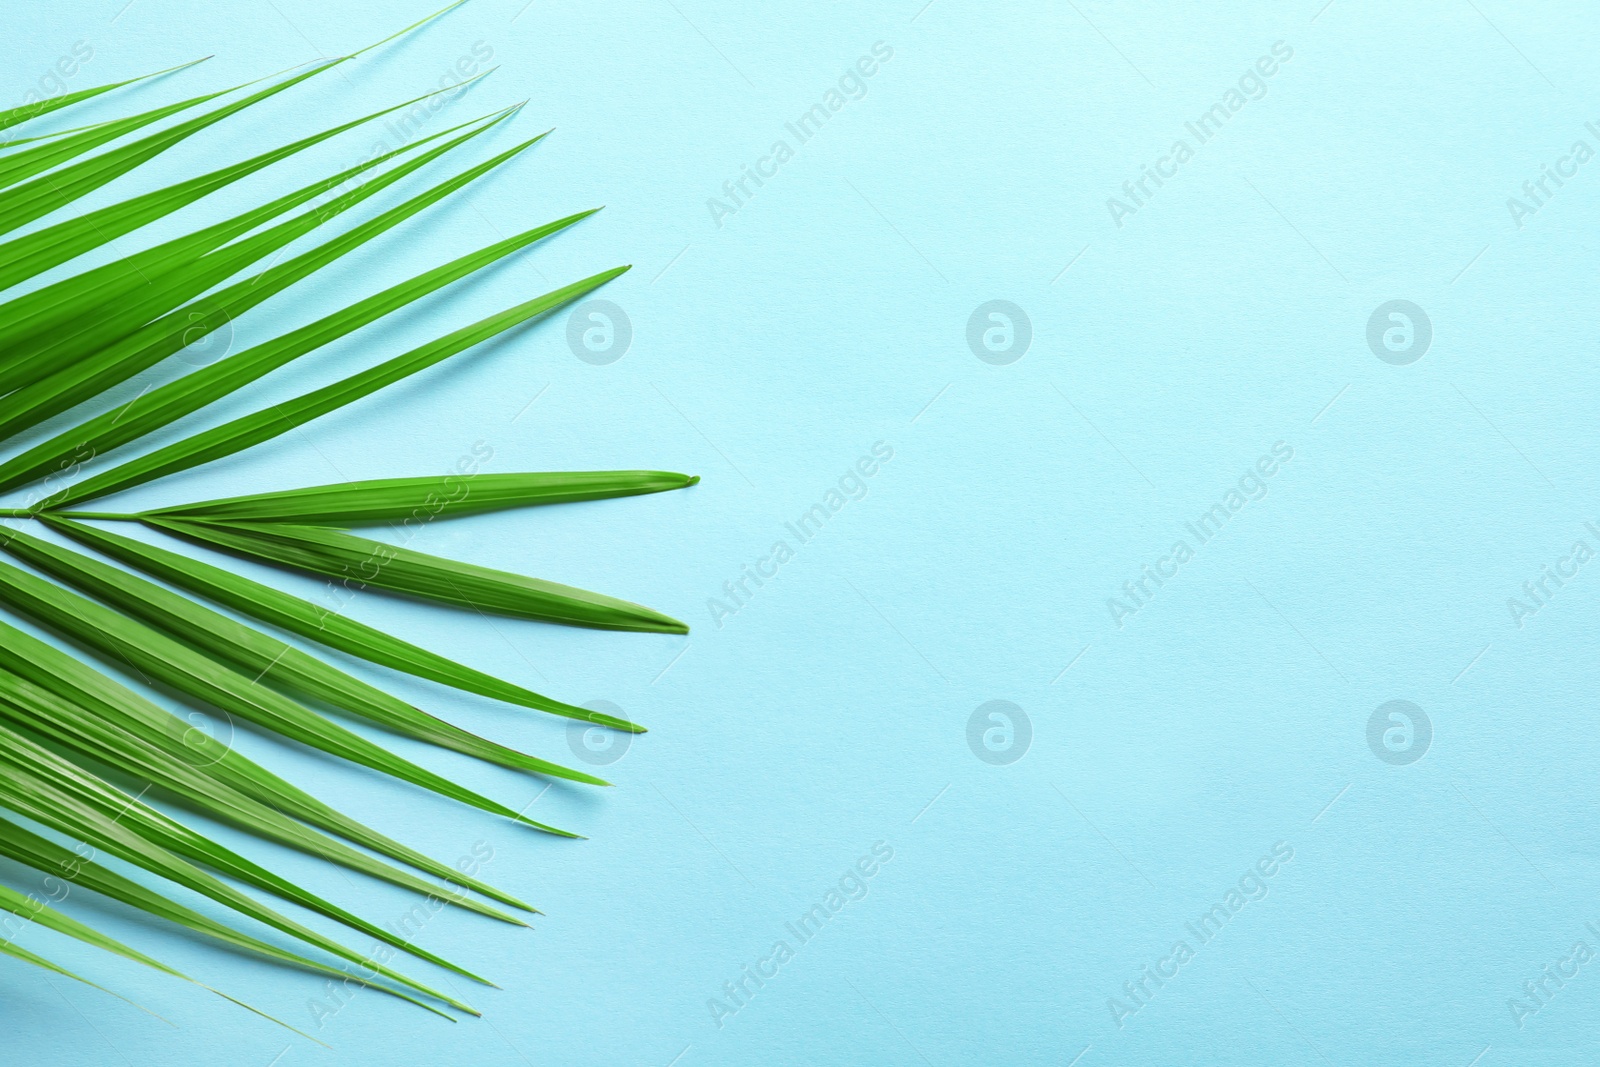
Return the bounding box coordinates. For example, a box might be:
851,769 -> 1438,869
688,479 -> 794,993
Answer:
2,1 -> 1597,1064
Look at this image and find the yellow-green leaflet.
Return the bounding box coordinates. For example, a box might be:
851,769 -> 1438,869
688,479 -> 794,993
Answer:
0,56 -> 209,134
0,879 -> 321,1043
0,664 -> 535,917
0,720 -> 475,1014
0,714 -> 496,990
0,938 -> 165,1023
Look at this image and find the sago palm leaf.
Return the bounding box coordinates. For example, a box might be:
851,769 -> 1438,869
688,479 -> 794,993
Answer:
0,2 -> 694,1035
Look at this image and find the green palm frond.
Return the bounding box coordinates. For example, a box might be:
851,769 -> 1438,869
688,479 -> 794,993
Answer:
0,3 -> 692,1036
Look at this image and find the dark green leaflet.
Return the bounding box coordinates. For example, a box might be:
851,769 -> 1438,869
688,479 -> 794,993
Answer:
0,109 -> 520,404
0,59 -> 344,241
0,205 -> 587,491
0,80 -> 226,192
47,267 -> 631,507
44,518 -> 643,732
0,121 -> 515,462
0,615 -> 538,910
0,557 -> 580,836
148,518 -> 687,633
150,471 -> 701,525
0,526 -> 606,786
0,814 -> 444,1015
0,74 -> 492,296
0,103 -> 500,367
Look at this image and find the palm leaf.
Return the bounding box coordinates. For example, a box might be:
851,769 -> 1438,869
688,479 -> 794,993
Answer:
0,4 -> 690,1026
